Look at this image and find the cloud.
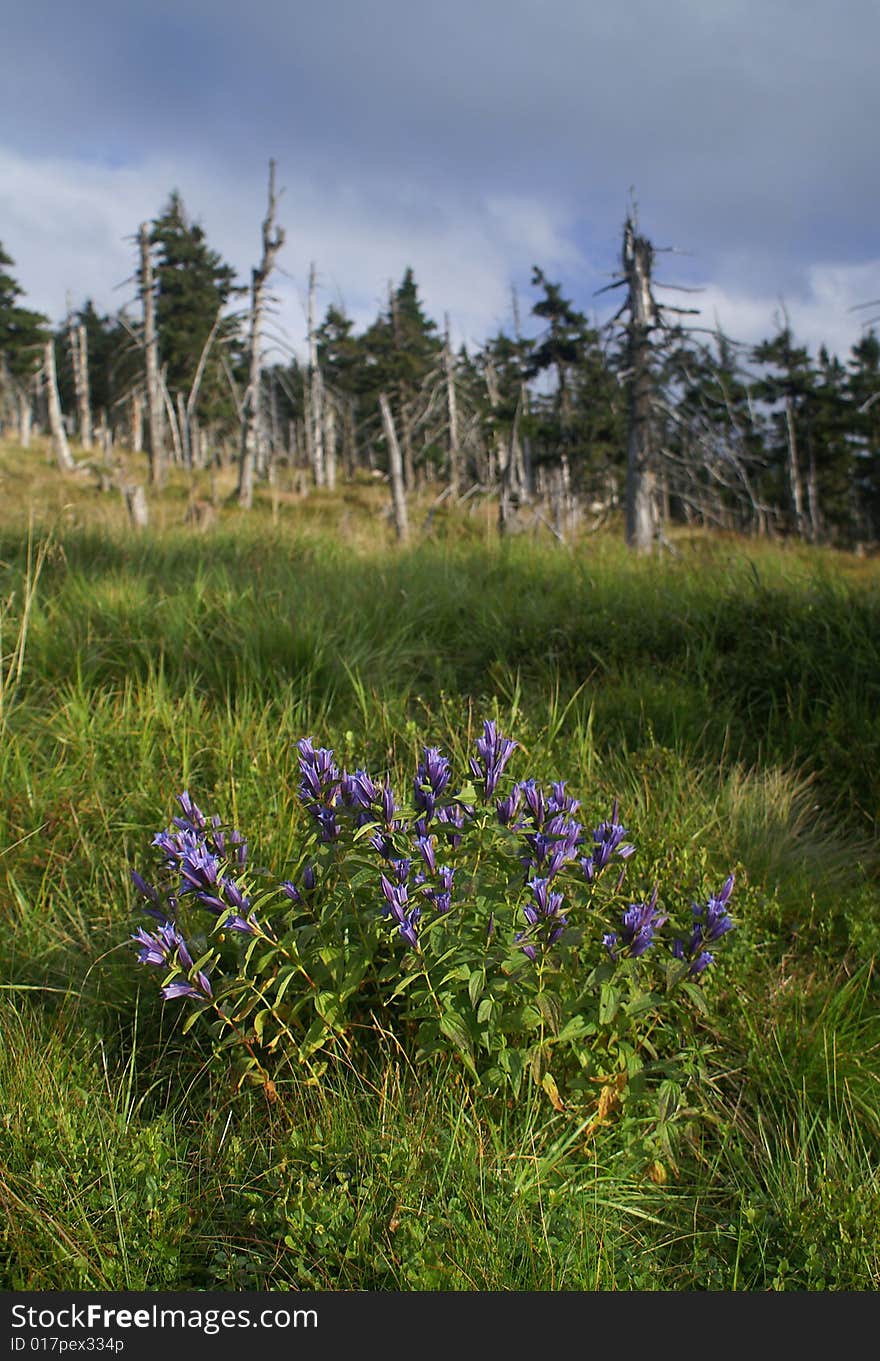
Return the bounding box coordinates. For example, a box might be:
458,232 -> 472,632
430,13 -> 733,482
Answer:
690,259 -> 880,359
0,148 -> 582,357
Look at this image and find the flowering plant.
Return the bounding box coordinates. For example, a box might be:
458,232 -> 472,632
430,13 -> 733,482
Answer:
129,721 -> 736,1157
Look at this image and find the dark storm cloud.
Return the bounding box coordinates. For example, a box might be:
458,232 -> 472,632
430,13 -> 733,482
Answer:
2,1 -> 878,349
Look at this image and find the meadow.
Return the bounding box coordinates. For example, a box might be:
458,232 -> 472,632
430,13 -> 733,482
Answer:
1,439 -> 879,1291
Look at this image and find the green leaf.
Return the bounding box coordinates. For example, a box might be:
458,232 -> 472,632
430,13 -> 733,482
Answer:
657,1080 -> 681,1124
439,1010 -> 474,1063
598,983 -> 621,1026
536,991 -> 562,1035
624,990 -> 659,1018
680,980 -> 709,1014
541,1071 -> 564,1111
273,965 -> 299,1007
314,992 -> 341,1028
439,963 -> 472,986
556,1014 -> 591,1043
388,970 -> 422,1000
498,1047 -> 524,1095
476,997 -> 494,1025
468,968 -> 486,1010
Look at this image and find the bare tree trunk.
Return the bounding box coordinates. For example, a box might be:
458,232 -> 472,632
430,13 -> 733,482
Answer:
806,442 -> 821,543
388,283 -> 415,491
44,340 -> 75,472
177,390 -> 191,468
238,162 -> 285,509
184,306 -> 222,470
343,397 -> 357,478
139,224 -> 166,486
323,393 -> 337,491
122,483 -> 149,529
401,409 -> 415,492
444,314 -> 460,497
131,390 -> 143,453
17,388 -> 32,449
784,397 -> 806,537
380,392 -> 409,543
307,262 -> 326,487
623,218 -> 659,553
159,375 -> 183,467
67,313 -> 93,450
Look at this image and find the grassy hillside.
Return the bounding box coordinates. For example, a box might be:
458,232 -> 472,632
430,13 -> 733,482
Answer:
1,438 -> 878,1289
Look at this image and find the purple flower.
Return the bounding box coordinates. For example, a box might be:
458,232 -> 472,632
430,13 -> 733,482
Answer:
379,874 -> 422,946
341,768 -> 379,812
674,874 -> 735,975
397,907 -> 421,949
548,781 -> 580,818
415,835 -> 436,874
469,720 -> 517,799
529,877 -> 565,921
281,863 -> 316,904
514,932 -> 537,963
173,791 -> 206,832
132,920 -> 193,971
518,778 -> 545,826
591,801 -> 635,873
423,865 -> 454,914
496,785 -> 523,826
605,887 -> 666,960
414,747 -> 451,821
389,858 -> 412,885
296,738 -> 342,839
380,873 -> 410,923
162,970 -> 213,1002
131,869 -> 159,904
223,912 -> 260,935
517,877 -> 568,959
436,802 -> 468,849
381,778 -> 397,826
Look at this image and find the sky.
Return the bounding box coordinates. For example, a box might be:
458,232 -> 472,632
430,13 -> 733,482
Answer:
2,0 -> 879,365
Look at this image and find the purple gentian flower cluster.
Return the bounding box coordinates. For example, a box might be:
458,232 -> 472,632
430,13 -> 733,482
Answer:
470,720 -> 517,798
281,862 -> 317,905
603,886 -> 666,961
516,876 -> 569,961
380,869 -> 421,949
131,920 -> 213,1001
414,747 -> 452,821
673,874 -> 736,975
296,738 -> 343,841
506,778 -> 583,882
144,792 -> 257,934
581,800 -> 635,883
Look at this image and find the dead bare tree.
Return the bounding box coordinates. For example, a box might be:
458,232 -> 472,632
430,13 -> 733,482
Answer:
139,223 -> 166,486
444,314 -> 461,497
323,390 -> 337,490
380,391 -> 409,543
621,218 -> 660,552
237,160 -> 285,509
66,302 -> 93,451
306,262 -> 326,487
43,339 -> 75,472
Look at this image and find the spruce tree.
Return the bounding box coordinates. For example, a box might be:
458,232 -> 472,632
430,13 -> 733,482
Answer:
847,330 -> 880,539
526,266 -> 620,495
0,243 -> 49,436
360,268 -> 443,486
150,193 -> 242,429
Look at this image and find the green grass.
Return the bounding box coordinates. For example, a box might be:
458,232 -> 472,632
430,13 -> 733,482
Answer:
1,437 -> 879,1289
